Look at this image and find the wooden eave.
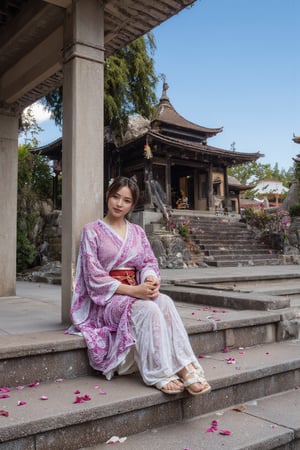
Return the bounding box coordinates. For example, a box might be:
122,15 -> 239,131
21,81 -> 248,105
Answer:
117,131 -> 263,166
147,131 -> 263,165
30,137 -> 62,160
0,0 -> 195,111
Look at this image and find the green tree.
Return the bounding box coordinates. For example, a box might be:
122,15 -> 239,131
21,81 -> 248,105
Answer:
228,161 -> 295,187
42,33 -> 158,135
17,145 -> 53,271
18,106 -> 43,147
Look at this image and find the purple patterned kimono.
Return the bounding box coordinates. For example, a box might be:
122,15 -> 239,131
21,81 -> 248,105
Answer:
69,219 -> 159,378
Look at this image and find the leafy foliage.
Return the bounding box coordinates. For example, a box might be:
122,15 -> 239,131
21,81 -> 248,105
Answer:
17,145 -> 53,271
228,161 -> 295,188
42,33 -> 158,135
18,107 -> 43,147
289,204 -> 300,217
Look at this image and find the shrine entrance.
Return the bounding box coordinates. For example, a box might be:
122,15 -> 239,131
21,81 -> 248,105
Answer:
171,165 -> 195,209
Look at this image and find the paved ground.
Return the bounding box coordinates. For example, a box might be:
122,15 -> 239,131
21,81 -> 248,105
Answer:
0,264 -> 299,335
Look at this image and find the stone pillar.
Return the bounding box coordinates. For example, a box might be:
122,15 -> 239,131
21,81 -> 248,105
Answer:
0,111 -> 18,296
223,167 -> 230,209
208,163 -> 213,210
61,0 -> 104,323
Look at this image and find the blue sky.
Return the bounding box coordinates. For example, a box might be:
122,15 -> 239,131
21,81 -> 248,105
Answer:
25,0 -> 300,171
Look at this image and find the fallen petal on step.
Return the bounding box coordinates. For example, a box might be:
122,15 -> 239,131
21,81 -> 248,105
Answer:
245,400 -> 257,406
0,394 -> 10,399
232,405 -> 246,412
16,386 -> 25,390
219,429 -> 232,435
0,410 -> 9,417
82,394 -> 91,401
17,401 -> 27,406
73,396 -> 84,404
226,357 -> 236,364
74,389 -> 81,394
0,387 -> 10,392
106,436 -> 127,444
40,396 -> 48,400
28,381 -> 40,388
99,389 -> 107,395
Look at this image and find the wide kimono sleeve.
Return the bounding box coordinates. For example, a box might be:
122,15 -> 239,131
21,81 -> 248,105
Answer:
70,224 -> 121,325
136,225 -> 161,283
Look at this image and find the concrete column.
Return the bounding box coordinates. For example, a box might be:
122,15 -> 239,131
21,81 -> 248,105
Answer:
0,111 -> 18,296
61,0 -> 105,322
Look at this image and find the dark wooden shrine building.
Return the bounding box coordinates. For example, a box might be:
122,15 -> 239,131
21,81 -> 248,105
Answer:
108,83 -> 262,214
34,83 -> 262,215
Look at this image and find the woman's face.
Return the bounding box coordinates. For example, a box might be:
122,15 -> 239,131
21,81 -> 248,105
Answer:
107,186 -> 134,219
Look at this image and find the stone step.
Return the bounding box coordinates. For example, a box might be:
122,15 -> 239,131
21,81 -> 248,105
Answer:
2,340 -> 300,449
205,253 -> 280,261
205,258 -> 283,267
202,248 -> 276,256
88,389 -> 300,450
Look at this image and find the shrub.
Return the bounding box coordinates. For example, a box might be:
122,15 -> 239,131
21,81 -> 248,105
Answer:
289,203 -> 300,217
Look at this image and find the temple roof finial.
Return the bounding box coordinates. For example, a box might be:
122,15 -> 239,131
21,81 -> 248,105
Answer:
161,81 -> 169,100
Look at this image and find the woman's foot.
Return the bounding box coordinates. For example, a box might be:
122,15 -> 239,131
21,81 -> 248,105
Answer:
158,379 -> 184,395
178,366 -> 211,396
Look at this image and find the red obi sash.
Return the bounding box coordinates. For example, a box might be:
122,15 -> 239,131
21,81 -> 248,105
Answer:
109,269 -> 137,286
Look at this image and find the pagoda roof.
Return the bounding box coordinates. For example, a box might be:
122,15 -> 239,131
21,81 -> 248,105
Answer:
118,130 -> 263,166
30,138 -> 62,161
228,175 -> 254,191
151,83 -> 223,141
293,135 -> 300,144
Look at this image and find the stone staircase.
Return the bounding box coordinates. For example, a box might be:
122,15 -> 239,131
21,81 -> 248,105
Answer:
1,277 -> 300,449
183,214 -> 284,267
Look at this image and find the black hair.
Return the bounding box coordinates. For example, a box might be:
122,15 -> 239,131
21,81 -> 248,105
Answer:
106,176 -> 140,207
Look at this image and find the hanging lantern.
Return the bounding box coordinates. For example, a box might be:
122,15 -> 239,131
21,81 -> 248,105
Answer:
144,144 -> 153,159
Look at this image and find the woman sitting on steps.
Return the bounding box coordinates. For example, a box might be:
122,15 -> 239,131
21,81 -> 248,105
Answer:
67,176 -> 211,395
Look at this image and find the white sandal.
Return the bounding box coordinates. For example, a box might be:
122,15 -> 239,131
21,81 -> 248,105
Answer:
181,371 -> 211,396
155,378 -> 184,395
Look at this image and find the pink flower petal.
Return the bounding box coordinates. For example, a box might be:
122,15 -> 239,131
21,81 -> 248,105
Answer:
28,381 -> 40,388
0,394 -> 10,399
93,385 -> 100,389
16,386 -> 25,390
0,387 -> 10,393
74,389 -> 81,394
82,394 -> 91,401
226,357 -> 236,364
219,429 -> 232,435
99,389 -> 107,395
198,354 -> 206,359
73,396 -> 84,404
17,401 -> 27,406
222,348 -> 229,353
40,396 -> 48,400
0,410 -> 9,417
